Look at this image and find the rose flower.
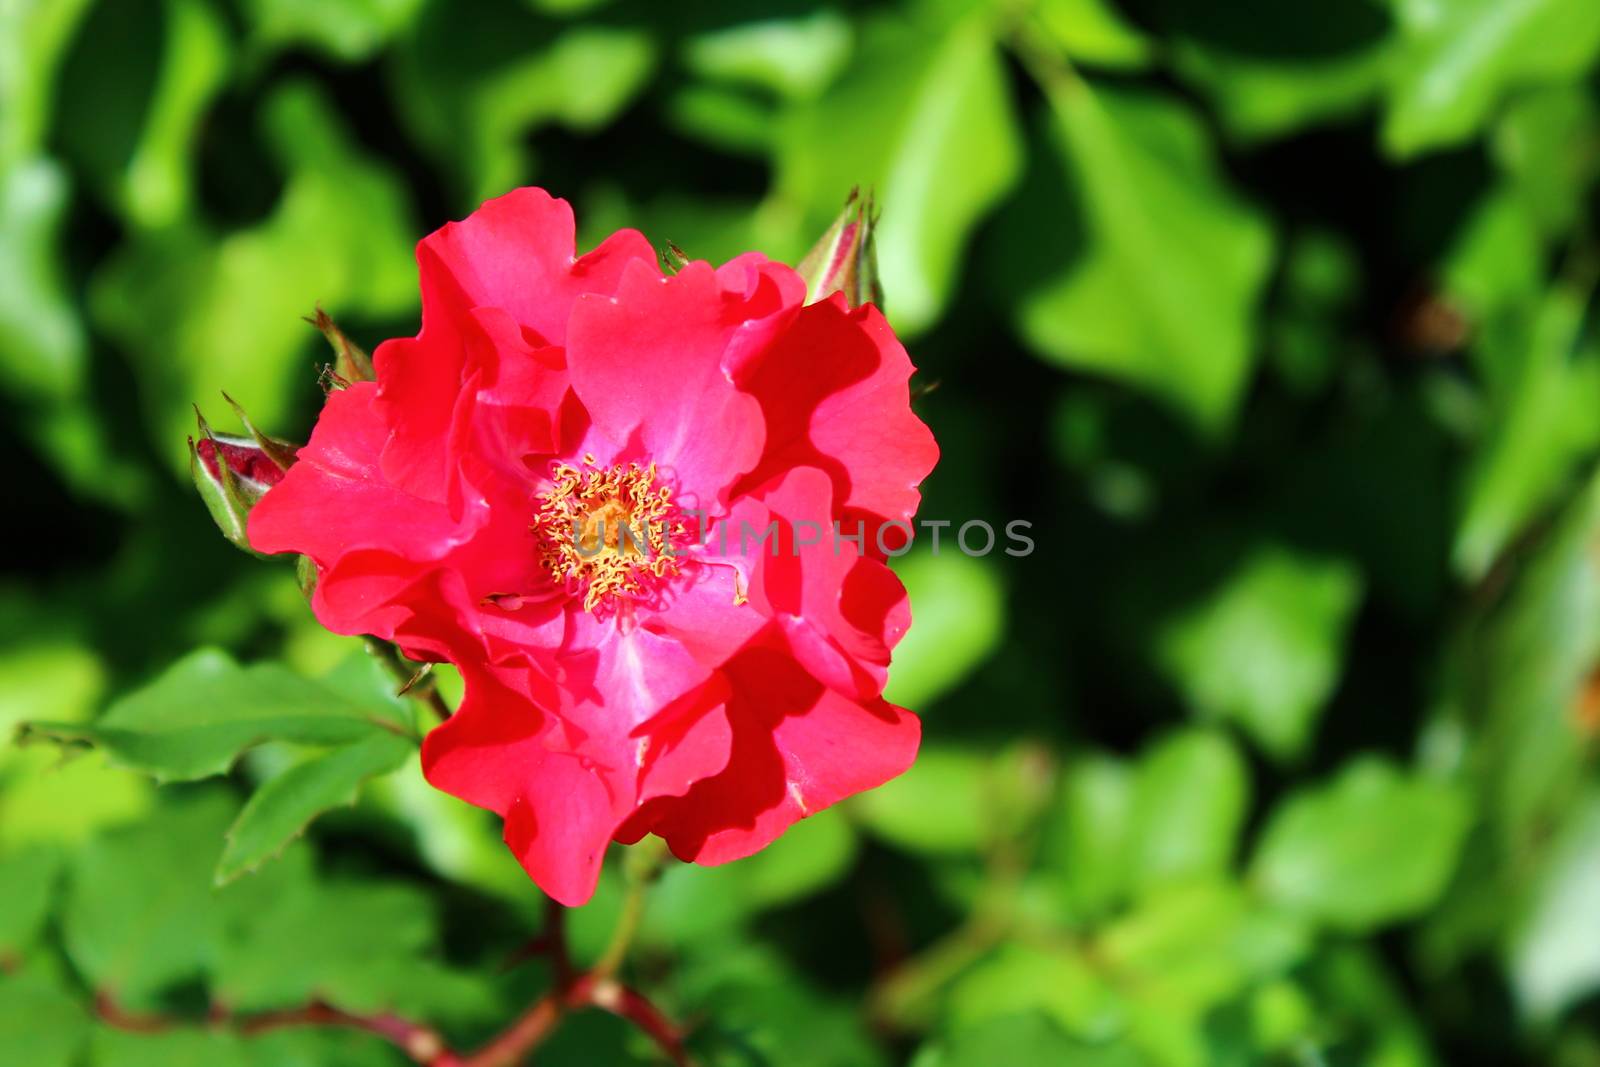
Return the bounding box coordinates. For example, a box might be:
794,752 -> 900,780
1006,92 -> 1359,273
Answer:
249,189 -> 937,905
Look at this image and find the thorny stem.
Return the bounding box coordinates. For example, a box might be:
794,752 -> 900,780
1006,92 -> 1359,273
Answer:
93,882 -> 694,1067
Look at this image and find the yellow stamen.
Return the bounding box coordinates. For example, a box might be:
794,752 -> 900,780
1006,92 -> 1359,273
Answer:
533,456 -> 682,611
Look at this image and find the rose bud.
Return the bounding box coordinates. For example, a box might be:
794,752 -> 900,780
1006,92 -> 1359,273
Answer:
795,187 -> 882,310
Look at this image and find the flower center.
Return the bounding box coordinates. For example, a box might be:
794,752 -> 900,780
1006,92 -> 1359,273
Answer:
533,454 -> 683,611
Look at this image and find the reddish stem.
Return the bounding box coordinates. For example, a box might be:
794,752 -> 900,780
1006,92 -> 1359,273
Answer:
91,896 -> 693,1067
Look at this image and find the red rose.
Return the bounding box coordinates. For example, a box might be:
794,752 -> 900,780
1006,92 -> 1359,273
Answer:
249,189 -> 937,905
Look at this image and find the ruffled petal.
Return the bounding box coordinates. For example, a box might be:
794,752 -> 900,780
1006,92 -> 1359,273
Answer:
248,384 -> 479,626
566,259 -> 786,509
421,657 -> 623,906
708,466 -> 908,699
639,645 -> 920,865
419,187 -> 655,346
732,296 -> 938,554
375,188 -> 654,500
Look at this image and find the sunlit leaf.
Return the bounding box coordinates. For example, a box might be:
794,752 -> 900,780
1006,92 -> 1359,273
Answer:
91,81 -> 417,466
216,730 -> 413,883
885,550 -> 1005,711
1010,81 -> 1273,434
1155,545 -> 1362,761
394,6 -> 656,205
241,0 -> 424,63
1510,790 -> 1600,1019
1383,0 -> 1600,157
774,11 -> 1022,334
23,648 -> 408,783
1250,758 -> 1471,931
1127,730 -> 1251,892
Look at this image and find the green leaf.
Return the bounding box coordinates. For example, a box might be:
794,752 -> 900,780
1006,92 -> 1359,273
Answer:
241,0 -> 424,63
213,864 -> 493,1022
91,1027 -> 252,1067
62,792 -> 236,1005
1493,85 -> 1600,240
90,80 -> 417,467
1039,754 -> 1134,921
216,729 -> 413,884
394,8 -> 656,204
23,648 -> 406,783
1011,82 -> 1273,434
680,942 -> 889,1067
0,977 -> 89,1067
912,1012 -> 1145,1067
0,845 -> 60,958
0,0 -> 98,164
1173,38 -> 1391,144
1127,730 -> 1250,893
1509,790 -> 1600,1018
1155,545 -> 1362,761
1098,881 -> 1311,1017
1033,0 -> 1151,71
1462,465 -> 1600,847
0,159 -> 84,402
56,0 -> 229,229
1383,0 -> 1600,157
852,744 -> 989,855
1160,0 -> 1393,142
946,944 -> 1126,1043
1250,758 -> 1471,931
775,12 -> 1022,334
683,11 -> 853,100
1452,269 -> 1600,580
644,809 -> 859,947
885,551 -> 1005,710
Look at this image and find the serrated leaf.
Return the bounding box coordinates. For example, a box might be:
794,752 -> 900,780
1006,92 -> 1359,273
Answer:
775,12 -> 1022,334
212,875 -> 472,1017
1250,758 -> 1470,931
216,729 -> 412,883
1012,82 -> 1273,434
23,648 -> 406,782
61,792 -> 236,1005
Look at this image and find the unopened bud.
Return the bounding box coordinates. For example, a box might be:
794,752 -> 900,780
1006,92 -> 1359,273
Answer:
795,187 -> 882,310
189,401 -> 298,555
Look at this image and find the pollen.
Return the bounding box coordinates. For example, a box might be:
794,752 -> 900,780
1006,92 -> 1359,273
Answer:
533,454 -> 683,612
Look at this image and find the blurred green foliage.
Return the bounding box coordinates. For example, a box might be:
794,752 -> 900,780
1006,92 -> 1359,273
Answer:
3,0 -> 1600,1063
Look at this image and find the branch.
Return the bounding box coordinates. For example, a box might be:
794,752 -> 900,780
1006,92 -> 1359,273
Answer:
92,886 -> 694,1067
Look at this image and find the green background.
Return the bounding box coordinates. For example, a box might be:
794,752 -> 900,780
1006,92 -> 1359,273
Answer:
4,0 -> 1600,1063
